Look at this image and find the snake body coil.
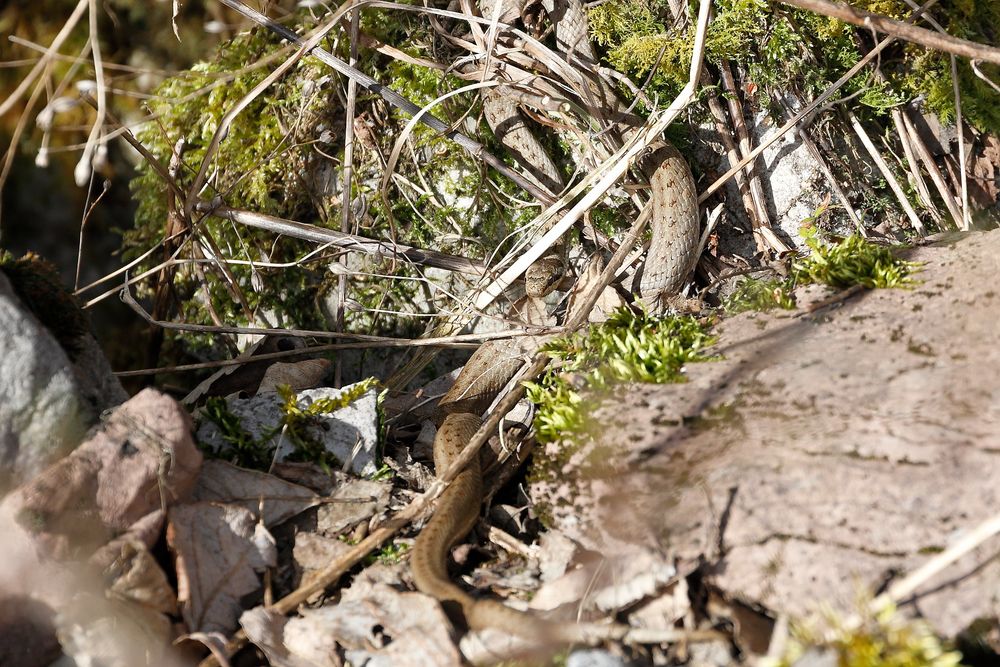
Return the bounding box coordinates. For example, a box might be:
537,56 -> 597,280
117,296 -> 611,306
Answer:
409,0 -> 699,643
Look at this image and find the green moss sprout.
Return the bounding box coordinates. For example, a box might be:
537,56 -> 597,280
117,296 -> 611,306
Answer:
277,378 -> 379,470
792,226 -> 920,289
767,603 -> 965,667
724,276 -> 798,314
200,378 -> 378,471
525,306 -> 715,443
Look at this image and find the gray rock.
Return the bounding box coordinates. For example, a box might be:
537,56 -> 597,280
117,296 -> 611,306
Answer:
196,383 -> 380,476
567,649 -> 627,667
0,272 -> 90,486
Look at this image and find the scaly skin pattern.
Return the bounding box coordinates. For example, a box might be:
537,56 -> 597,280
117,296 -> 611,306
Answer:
639,142 -> 700,300
410,0 -> 699,644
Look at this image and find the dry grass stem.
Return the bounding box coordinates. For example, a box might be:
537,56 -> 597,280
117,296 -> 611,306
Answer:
847,111 -> 926,235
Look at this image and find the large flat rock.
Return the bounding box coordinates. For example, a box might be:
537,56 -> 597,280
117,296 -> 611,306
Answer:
538,230 -> 1000,637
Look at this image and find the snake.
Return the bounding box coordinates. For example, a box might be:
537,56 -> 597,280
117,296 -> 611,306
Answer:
409,0 -> 699,643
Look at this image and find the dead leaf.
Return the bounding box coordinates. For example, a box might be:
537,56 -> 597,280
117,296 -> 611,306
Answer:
168,502 -> 273,634
242,581 -> 461,667
240,608 -> 316,667
192,460 -> 319,527
292,532 -> 353,589
315,476 -> 391,537
104,540 -> 178,616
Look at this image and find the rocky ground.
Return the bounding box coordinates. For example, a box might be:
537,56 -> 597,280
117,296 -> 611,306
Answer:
2,229 -> 1000,666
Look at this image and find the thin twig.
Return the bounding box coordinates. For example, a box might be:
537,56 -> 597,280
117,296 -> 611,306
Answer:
120,279 -> 551,342
75,0 -> 107,188
0,0 -> 88,118
337,0 -> 362,387
776,0 -> 1000,65
196,202 -> 495,277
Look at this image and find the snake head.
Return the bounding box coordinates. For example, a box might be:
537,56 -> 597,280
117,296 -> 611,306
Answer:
524,255 -> 565,298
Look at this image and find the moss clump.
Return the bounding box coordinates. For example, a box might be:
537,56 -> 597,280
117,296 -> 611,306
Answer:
792,226 -> 920,289
525,306 -> 716,444
767,603 -> 965,667
724,276 -> 798,314
364,540 -> 409,566
126,15 -> 340,355
0,250 -> 90,359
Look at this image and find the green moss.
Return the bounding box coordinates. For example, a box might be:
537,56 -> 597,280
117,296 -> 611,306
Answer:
525,306 -> 716,444
126,14 -> 339,354
724,276 -> 798,314
766,603 -> 965,667
792,226 -> 920,289
364,540 -> 409,566
586,0 -> 1000,131
525,307 -> 716,523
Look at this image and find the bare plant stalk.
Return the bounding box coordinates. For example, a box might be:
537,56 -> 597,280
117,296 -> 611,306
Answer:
847,111 -> 926,235
703,83 -> 765,253
950,56 -> 972,230
890,108 -> 938,222
900,111 -> 964,229
718,62 -> 790,253
336,0 -> 362,386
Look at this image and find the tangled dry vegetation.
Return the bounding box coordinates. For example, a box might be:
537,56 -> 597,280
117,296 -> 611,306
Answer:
2,0 -> 1000,665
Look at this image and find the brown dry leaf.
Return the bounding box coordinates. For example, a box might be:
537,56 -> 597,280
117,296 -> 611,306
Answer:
242,581 -> 461,667
192,459 -> 320,526
292,532 -> 353,591
315,475 -> 391,536
167,502 -> 272,634
2,388 -> 201,557
566,252 -> 623,323
257,359 -> 332,394
104,540 -> 178,616
970,134 -> 1000,203
239,608 -> 315,667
